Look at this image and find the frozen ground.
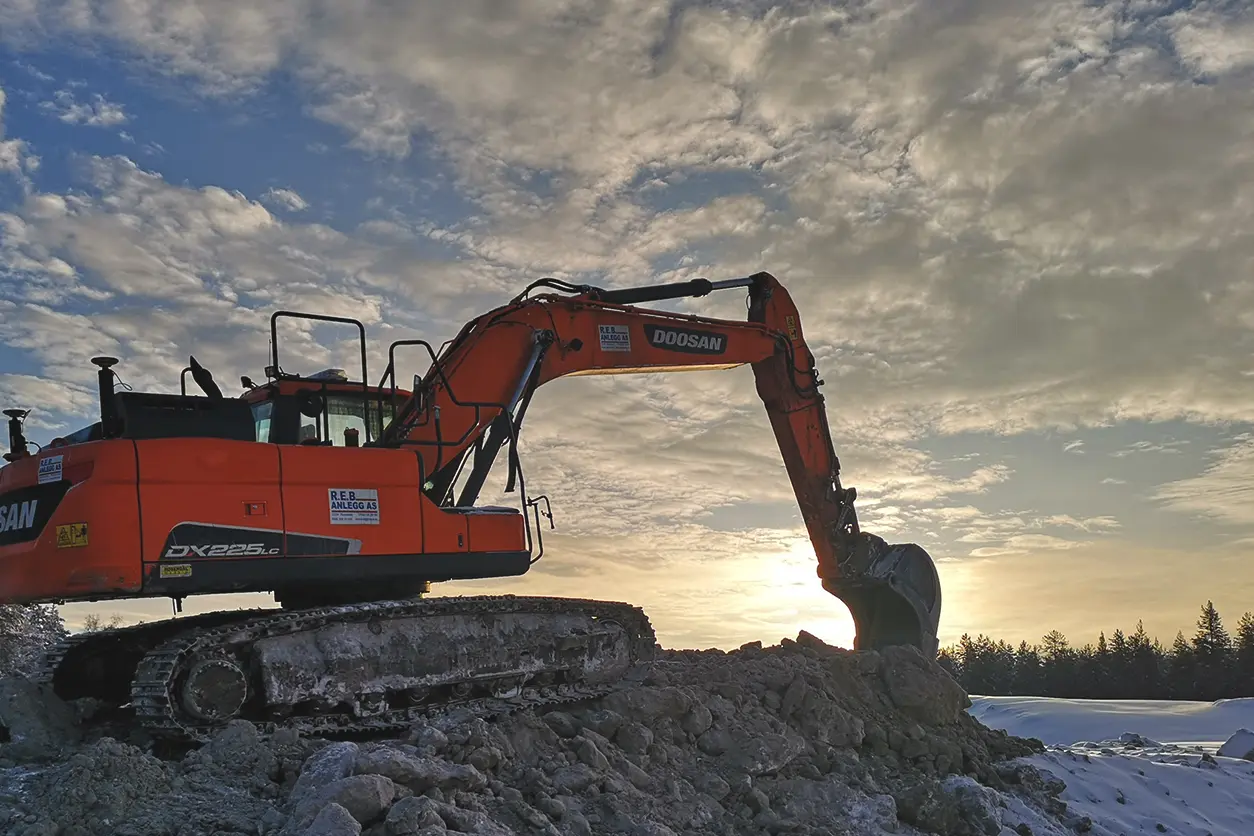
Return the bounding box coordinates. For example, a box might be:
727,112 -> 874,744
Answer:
970,695 -> 1254,835
3,640 -> 1254,834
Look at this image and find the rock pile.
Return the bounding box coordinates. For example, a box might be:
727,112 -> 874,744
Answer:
0,632 -> 1081,836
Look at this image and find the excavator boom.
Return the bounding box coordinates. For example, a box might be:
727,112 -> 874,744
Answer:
377,271 -> 941,654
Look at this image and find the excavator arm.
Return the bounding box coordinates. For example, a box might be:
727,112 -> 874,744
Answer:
377,272 -> 941,654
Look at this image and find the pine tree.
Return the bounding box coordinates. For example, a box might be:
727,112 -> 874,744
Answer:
1128,620 -> 1164,698
1109,628 -> 1131,697
1168,630 -> 1196,699
1234,612 -> 1254,696
936,647 -> 961,681
1192,601 -> 1233,699
958,633 -> 1014,695
1013,640 -> 1045,695
1039,630 -> 1075,696
956,633 -> 977,689
1090,632 -> 1114,698
991,639 -> 1018,695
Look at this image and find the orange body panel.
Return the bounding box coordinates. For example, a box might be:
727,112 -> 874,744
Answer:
0,440 -> 142,603
425,508 -> 469,554
136,439 -> 284,563
462,507 -> 526,553
275,445 -> 425,553
0,436 -> 530,605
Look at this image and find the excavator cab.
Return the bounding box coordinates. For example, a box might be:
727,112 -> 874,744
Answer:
238,374 -> 398,449
149,310 -> 407,451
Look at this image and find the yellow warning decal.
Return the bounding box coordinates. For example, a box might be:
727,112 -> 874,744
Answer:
56,522 -> 89,548
785,315 -> 799,342
159,563 -> 192,578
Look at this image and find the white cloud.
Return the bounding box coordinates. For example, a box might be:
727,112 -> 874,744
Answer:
38,89 -> 128,126
969,534 -> 1086,558
1039,514 -> 1121,534
1167,6 -> 1254,76
0,373 -> 97,431
1154,439 -> 1254,526
949,508 -> 1120,557
1112,440 -> 1190,458
6,0 -> 1243,453
0,85 -> 39,182
2,0 -> 1254,646
0,155 -> 522,407
261,187 -> 309,212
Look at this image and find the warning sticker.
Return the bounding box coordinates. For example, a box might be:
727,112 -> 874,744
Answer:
598,324 -> 631,352
329,488 -> 380,525
37,455 -> 62,484
159,563 -> 192,578
56,522 -> 88,549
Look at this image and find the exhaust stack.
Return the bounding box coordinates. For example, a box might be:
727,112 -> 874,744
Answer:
92,356 -> 120,438
2,408 -> 29,462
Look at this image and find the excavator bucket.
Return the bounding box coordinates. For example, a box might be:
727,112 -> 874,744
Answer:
823,536 -> 942,656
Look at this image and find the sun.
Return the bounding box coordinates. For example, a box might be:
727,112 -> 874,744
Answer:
719,534 -> 861,650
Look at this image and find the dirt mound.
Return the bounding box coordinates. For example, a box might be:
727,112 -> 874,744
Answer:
0,634 -> 1078,836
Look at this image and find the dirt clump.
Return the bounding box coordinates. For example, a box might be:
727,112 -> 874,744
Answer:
0,634 -> 1073,836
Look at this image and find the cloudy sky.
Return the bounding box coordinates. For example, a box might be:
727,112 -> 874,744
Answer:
2,0 -> 1254,653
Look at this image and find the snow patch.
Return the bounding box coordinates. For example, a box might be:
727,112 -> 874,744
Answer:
1218,728 -> 1254,759
970,695 -> 1254,836
969,694 -> 1254,750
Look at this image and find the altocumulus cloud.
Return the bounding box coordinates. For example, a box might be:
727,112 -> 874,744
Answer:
1,0 -> 1254,647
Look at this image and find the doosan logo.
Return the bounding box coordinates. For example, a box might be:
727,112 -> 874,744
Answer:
644,325 -> 727,355
0,500 -> 37,532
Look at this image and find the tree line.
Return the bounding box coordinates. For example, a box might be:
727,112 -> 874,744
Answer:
937,600 -> 1254,701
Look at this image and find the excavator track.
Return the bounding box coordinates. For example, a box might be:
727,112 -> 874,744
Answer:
40,595 -> 656,743
37,607 -> 276,703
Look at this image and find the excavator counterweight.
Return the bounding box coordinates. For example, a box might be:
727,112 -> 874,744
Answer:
0,271 -> 940,741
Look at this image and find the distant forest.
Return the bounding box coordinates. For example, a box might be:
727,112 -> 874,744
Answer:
936,600 -> 1254,701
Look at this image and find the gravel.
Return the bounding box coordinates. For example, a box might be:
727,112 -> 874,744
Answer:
0,633 -> 1085,836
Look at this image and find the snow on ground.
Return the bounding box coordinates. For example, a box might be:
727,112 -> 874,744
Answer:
1026,742 -> 1254,836
970,695 -> 1254,750
970,696 -> 1254,835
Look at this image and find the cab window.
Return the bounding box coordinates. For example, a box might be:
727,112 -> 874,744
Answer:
251,401 -> 273,443
327,396 -> 368,445
302,395 -> 396,446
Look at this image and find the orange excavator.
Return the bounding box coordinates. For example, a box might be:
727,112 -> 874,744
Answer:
0,271 -> 940,740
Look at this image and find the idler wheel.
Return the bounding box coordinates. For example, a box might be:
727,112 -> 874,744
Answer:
179,658 -> 248,722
